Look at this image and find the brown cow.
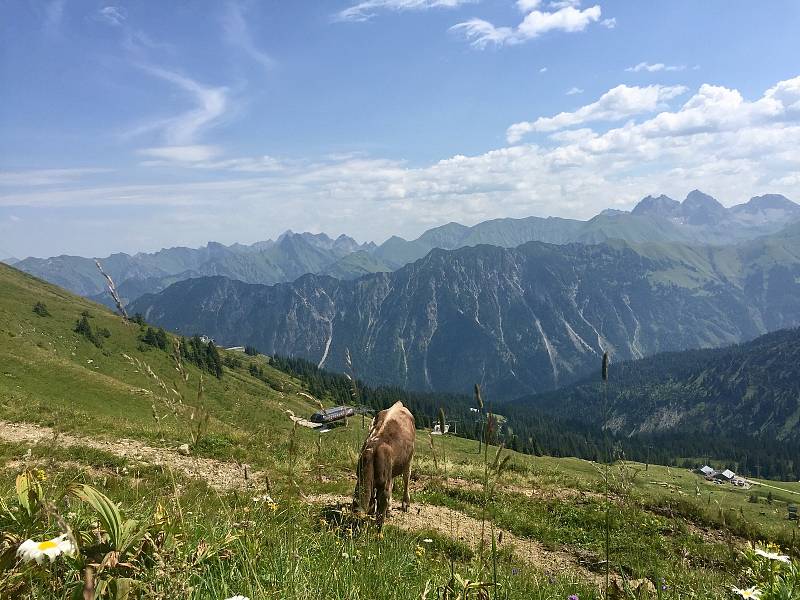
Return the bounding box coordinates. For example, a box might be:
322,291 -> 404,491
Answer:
352,401 -> 415,528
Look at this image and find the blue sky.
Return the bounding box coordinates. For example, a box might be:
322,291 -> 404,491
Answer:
1,0 -> 800,258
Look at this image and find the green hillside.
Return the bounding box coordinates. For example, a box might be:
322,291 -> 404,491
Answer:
507,326 -> 800,451
2,263 -> 800,599
0,263 -> 324,462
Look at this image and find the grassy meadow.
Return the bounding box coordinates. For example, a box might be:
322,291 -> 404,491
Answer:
2,262 -> 799,599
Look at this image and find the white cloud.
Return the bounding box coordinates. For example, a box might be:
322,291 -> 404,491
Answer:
626,62 -> 685,73
600,17 -> 615,28
222,1 -> 274,70
335,0 -> 476,22
98,6 -> 127,26
508,84 -> 687,142
452,4 -> 601,48
566,86 -> 584,95
516,0 -> 542,11
539,66 -> 548,73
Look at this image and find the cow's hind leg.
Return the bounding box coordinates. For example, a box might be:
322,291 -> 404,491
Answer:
376,477 -> 393,529
401,454 -> 412,512
375,445 -> 393,529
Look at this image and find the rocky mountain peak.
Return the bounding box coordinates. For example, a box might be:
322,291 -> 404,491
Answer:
735,194 -> 800,214
680,190 -> 727,225
631,194 -> 680,217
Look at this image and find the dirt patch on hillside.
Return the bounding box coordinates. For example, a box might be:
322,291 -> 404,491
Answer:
0,420 -> 261,491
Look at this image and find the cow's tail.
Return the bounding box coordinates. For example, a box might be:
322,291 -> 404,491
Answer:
354,447 -> 375,515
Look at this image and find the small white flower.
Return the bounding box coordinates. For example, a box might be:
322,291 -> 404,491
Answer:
422,538 -> 433,543
732,586 -> 762,599
17,534 -> 76,564
754,547 -> 791,563
224,596 -> 249,600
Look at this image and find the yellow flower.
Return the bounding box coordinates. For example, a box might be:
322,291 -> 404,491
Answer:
17,534 -> 76,564
732,586 -> 762,599
415,545 -> 425,557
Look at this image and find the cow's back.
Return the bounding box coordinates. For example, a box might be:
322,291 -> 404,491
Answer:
370,402 -> 414,475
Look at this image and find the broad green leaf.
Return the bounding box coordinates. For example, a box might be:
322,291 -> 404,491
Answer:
70,484 -> 124,550
15,471 -> 42,517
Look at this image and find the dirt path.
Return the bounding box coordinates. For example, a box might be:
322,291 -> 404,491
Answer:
307,493 -> 603,585
0,420 -> 260,491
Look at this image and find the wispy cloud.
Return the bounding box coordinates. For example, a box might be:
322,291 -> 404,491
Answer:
139,145 -> 221,163
97,5 -> 127,26
539,66 -> 548,73
131,66 -> 229,147
335,0 -> 476,23
42,0 -> 66,36
451,3 -> 602,48
0,168 -> 110,187
566,86 -> 584,95
93,8 -> 236,168
222,1 -> 274,70
626,62 -> 685,73
141,154 -> 284,173
508,83 -> 687,141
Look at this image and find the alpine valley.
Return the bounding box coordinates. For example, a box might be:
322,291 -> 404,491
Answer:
107,191 -> 800,399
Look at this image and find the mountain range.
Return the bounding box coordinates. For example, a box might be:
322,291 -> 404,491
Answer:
14,191 -> 800,308
14,232 -> 374,304
130,222 -> 800,399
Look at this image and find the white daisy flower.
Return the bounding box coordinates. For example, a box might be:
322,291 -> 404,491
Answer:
17,534 -> 76,564
732,586 -> 762,599
754,547 -> 791,563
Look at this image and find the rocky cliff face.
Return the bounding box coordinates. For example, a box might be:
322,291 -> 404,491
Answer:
132,229 -> 800,399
